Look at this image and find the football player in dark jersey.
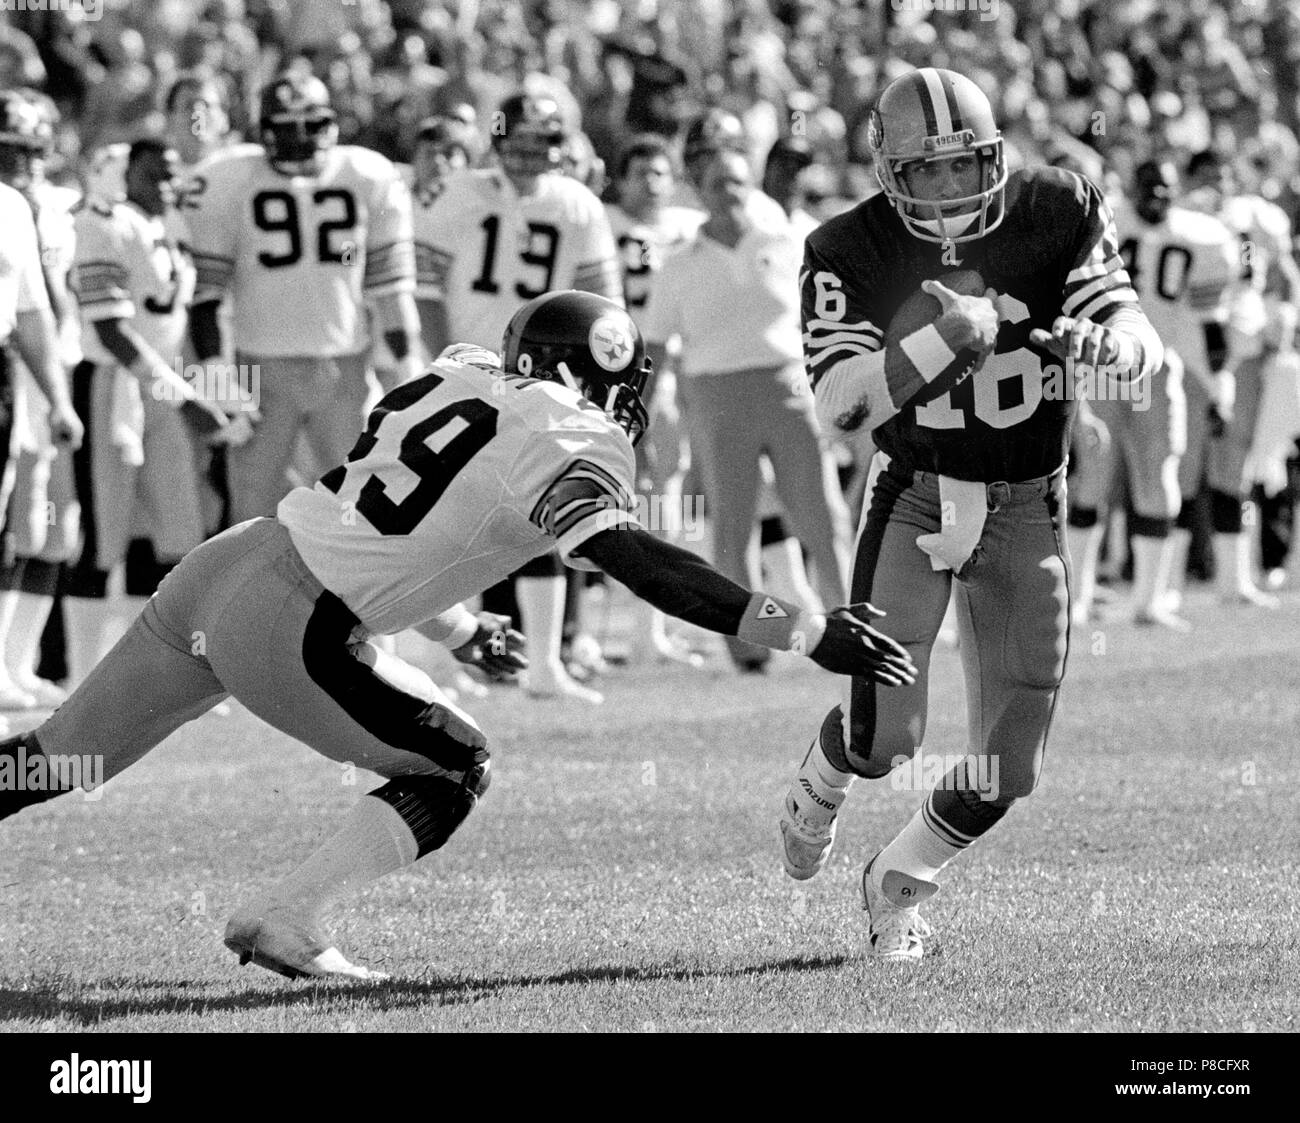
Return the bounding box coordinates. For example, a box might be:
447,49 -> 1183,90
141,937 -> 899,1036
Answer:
778,68 -> 1164,961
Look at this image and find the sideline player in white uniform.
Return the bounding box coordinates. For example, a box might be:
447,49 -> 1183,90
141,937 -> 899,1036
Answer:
606,133 -> 705,666
186,70 -> 421,524
0,90 -> 82,708
66,139 -> 240,685
414,91 -> 622,703
1183,148 -> 1300,605
0,292 -> 916,981
1074,161 -> 1239,628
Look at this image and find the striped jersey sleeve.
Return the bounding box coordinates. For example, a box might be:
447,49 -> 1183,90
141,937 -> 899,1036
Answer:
1061,187 -> 1140,326
184,156 -> 240,305
800,243 -> 885,389
800,235 -> 899,433
364,172 -> 415,296
71,208 -> 133,321
570,198 -> 623,305
1186,231 -> 1240,315
530,456 -> 641,567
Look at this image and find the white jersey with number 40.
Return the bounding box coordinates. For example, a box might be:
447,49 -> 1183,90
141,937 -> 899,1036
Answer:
185,143 -> 414,357
1113,200 -> 1238,377
278,345 -> 640,636
413,168 -> 621,350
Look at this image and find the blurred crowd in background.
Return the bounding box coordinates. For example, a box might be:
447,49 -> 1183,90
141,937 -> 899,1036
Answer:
2,0 -> 1298,703
8,0 -> 1300,224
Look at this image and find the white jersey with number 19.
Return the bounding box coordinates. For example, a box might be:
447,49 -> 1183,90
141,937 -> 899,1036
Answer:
413,168 -> 621,350
277,345 -> 640,636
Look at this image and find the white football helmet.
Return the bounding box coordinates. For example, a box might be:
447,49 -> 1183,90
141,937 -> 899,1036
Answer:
867,67 -> 1007,245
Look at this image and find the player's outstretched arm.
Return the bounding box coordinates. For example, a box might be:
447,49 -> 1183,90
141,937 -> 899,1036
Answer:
578,526 -> 916,685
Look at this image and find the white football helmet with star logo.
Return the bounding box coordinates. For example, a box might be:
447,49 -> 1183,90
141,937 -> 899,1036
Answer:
501,291 -> 651,445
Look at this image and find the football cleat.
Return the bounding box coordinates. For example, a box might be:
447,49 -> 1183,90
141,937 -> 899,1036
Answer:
860,856 -> 938,962
779,738 -> 847,881
1133,604 -> 1191,631
224,906 -> 389,981
522,667 -> 604,705
1222,584 -> 1279,609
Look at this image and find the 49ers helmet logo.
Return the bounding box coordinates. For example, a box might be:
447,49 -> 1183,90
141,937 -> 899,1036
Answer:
589,314 -> 635,372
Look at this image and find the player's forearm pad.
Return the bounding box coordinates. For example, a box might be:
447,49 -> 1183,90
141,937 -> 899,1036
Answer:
735,592 -> 827,655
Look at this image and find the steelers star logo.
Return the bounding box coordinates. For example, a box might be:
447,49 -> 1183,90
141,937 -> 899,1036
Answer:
589,314 -> 635,373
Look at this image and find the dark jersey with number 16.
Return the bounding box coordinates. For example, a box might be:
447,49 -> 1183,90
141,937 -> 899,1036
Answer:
802,166 -> 1142,483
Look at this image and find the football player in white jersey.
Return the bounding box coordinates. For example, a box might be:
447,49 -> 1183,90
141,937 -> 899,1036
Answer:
1182,148 -> 1300,605
66,139 -> 240,686
1072,161 -> 1240,628
409,115 -> 475,208
0,291 -> 916,981
414,91 -> 623,703
606,134 -> 705,666
0,89 -> 82,708
185,70 -> 422,524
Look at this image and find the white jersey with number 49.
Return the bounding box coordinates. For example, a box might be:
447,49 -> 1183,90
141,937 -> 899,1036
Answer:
1114,200 -> 1238,376
278,345 -> 640,636
185,143 -> 414,357
413,168 -> 621,350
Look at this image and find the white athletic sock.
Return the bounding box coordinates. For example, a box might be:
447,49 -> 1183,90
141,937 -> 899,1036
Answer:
1066,523 -> 1103,615
1213,530 -> 1257,595
0,590 -> 22,691
794,721 -> 855,824
1131,534 -> 1172,614
873,803 -> 963,889
64,596 -> 113,686
517,574 -> 567,680
1167,528 -> 1192,599
761,537 -> 821,613
6,592 -> 57,691
266,796 -> 420,921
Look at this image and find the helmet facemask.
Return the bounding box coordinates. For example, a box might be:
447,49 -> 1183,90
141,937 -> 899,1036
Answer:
548,360 -> 651,448
875,132 -> 1007,245
263,111 -> 338,174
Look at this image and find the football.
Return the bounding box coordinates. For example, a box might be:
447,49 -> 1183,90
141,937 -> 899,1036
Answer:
885,268 -> 993,406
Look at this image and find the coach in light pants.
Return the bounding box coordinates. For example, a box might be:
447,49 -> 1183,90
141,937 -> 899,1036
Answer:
643,148 -> 850,669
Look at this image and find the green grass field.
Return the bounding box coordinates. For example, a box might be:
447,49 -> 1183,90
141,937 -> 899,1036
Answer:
1,587 -> 1297,1032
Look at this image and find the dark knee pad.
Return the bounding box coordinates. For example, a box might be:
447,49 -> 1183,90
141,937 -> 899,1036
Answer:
64,559 -> 109,600
1129,513 -> 1171,539
1068,506 -> 1099,530
1176,499 -> 1197,530
1210,489 -> 1245,534
18,558 -> 60,597
0,557 -> 25,592
124,540 -> 178,598
819,704 -> 897,781
759,515 -> 789,547
371,754 -> 491,859
0,733 -> 66,821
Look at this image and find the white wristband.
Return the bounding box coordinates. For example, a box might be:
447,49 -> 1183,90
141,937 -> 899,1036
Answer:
441,608 -> 480,650
899,323 -> 958,384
